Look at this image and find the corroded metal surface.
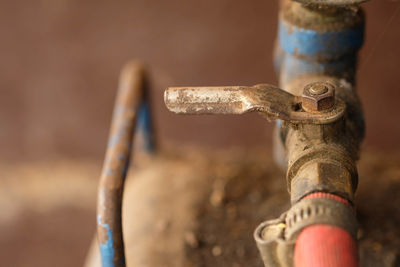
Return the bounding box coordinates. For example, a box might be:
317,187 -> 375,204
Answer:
254,193 -> 357,267
164,84 -> 345,124
301,82 -> 335,112
278,1 -> 365,86
255,1 -> 367,263
162,0 -> 368,266
97,62 -> 145,267
283,77 -> 363,204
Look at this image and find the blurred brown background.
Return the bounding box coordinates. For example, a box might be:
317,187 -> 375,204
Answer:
1,0 -> 400,163
0,0 -> 399,266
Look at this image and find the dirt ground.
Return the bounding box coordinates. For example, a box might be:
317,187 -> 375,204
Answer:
1,149 -> 399,267
184,151 -> 400,267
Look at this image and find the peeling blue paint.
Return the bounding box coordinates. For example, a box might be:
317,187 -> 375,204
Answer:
278,20 -> 364,61
280,52 -> 357,85
136,101 -> 155,153
97,215 -> 116,267
107,129 -> 124,149
107,120 -> 131,149
277,16 -> 364,85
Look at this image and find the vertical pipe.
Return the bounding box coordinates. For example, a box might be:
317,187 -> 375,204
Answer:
97,61 -> 146,267
276,2 -> 365,87
274,3 -> 365,267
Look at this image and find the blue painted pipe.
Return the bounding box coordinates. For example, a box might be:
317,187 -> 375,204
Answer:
276,5 -> 364,85
274,2 -> 365,169
278,20 -> 364,61
97,62 -> 155,267
136,100 -> 155,153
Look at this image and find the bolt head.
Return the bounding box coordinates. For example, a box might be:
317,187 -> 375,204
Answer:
302,82 -> 335,112
309,84 -> 328,95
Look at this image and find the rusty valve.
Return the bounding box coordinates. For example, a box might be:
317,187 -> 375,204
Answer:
164,82 -> 344,125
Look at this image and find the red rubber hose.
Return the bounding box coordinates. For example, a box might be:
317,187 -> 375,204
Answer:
294,193 -> 358,267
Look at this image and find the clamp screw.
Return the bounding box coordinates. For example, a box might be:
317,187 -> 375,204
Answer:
302,82 -> 335,113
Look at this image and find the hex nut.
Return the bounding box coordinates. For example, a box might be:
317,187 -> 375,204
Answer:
301,82 -> 336,112
290,161 -> 354,204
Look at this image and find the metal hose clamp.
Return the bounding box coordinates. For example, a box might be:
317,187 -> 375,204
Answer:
254,197 -> 357,267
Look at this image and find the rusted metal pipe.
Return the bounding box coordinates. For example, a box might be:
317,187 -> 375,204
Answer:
97,61 -> 147,267
162,1 -> 369,266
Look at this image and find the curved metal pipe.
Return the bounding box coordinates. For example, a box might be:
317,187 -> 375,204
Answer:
97,61 -> 153,267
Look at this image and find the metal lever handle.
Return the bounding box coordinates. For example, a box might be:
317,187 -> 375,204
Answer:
164,84 -> 345,124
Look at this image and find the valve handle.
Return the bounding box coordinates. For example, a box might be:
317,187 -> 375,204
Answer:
164,83 -> 345,124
